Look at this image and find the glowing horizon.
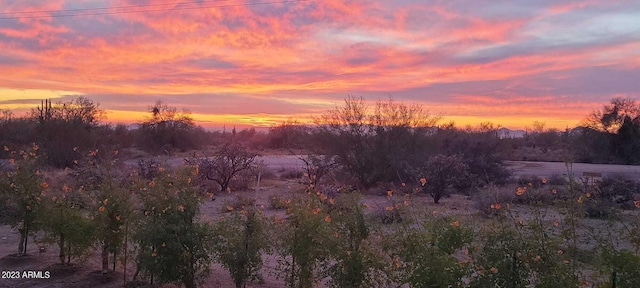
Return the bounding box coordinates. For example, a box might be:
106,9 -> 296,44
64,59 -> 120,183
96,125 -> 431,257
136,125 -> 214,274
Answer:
1,0 -> 639,130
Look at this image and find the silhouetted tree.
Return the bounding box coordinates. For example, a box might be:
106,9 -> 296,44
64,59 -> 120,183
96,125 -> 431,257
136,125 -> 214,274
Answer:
30,97 -> 105,167
587,98 -> 640,133
316,96 -> 438,189
583,98 -> 640,164
0,110 -> 36,157
137,101 -> 203,154
266,120 -> 310,149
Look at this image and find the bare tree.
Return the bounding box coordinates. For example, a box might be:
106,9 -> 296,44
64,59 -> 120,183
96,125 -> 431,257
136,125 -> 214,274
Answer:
186,143 -> 258,192
297,154 -> 338,191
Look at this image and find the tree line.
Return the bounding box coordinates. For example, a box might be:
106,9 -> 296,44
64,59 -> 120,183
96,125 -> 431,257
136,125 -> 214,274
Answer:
1,96 -> 639,187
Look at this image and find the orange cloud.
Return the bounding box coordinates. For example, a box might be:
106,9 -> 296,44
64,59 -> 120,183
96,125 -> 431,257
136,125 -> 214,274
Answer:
0,0 -> 638,130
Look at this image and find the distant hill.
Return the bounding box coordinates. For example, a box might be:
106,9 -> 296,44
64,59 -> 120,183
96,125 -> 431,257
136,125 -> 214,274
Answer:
498,128 -> 526,138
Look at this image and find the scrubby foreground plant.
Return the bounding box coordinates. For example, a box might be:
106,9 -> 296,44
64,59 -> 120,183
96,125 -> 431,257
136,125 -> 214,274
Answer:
386,216 -> 474,288
134,168 -> 215,288
274,193 -> 333,288
213,207 -> 270,288
0,144 -> 45,256
324,192 -> 388,288
38,180 -> 95,264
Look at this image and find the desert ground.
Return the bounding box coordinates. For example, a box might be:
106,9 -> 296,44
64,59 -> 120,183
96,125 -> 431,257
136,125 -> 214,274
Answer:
1,159 -> 639,288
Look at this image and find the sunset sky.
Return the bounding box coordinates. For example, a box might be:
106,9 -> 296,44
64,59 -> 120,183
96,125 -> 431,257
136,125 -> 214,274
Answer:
1,0 -> 639,130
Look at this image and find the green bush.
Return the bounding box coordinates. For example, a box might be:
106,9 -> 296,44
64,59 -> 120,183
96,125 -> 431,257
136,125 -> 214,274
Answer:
38,184 -> 95,264
214,207 -> 269,288
0,145 -> 45,256
599,248 -> 640,287
387,216 -> 473,288
470,228 -> 531,288
274,193 -> 332,288
135,168 -> 215,288
324,192 -> 387,288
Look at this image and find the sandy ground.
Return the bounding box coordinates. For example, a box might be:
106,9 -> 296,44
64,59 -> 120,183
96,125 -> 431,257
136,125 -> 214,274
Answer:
146,156 -> 640,180
505,160 -> 640,180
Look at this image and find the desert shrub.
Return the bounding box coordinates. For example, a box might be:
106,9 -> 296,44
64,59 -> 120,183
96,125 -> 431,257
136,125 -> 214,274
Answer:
433,123 -> 512,186
221,195 -> 256,213
387,216 -> 473,287
134,168 -> 215,288
228,169 -> 254,192
69,152 -> 134,274
316,184 -> 344,200
0,144 -> 45,256
213,207 -> 270,288
583,196 -> 618,219
324,192 -> 388,288
470,228 -> 532,288
38,178 -> 95,264
417,154 -> 470,203
474,185 -> 514,218
378,203 -> 405,225
274,193 -> 333,288
597,174 -> 639,204
90,173 -> 135,274
472,196 -> 582,288
548,173 -> 567,186
136,158 -> 161,180
512,180 -> 559,205
298,154 -> 338,190
265,121 -> 311,149
362,189 -> 406,225
268,194 -> 292,210
517,175 -> 543,189
599,248 -> 640,287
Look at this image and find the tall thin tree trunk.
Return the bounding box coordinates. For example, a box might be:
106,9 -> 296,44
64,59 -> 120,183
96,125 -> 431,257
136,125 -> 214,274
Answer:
123,223 -> 128,286
22,221 -> 29,255
17,228 -> 25,255
102,244 -> 110,274
59,233 -> 65,264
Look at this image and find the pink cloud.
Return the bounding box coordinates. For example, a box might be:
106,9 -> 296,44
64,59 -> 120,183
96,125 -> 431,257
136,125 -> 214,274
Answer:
0,0 -> 639,129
